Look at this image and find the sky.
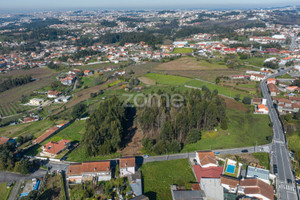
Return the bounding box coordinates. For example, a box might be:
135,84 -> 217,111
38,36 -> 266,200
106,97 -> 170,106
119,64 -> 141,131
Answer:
1,0 -> 299,10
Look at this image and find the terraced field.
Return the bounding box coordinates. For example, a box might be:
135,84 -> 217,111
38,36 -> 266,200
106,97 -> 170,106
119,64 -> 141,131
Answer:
0,103 -> 28,117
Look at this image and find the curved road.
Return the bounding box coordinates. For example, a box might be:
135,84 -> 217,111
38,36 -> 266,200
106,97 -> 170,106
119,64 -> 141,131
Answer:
261,67 -> 298,200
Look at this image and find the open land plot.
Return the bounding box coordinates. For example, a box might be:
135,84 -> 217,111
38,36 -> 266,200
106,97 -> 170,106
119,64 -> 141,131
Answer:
182,104 -> 272,152
172,48 -> 195,54
0,120 -> 56,138
38,174 -> 65,200
0,71 -> 57,105
154,57 -> 227,71
0,183 -> 12,200
142,159 -> 196,200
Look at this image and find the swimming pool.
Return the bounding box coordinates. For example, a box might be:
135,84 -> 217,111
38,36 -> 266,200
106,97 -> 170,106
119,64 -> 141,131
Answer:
226,164 -> 235,174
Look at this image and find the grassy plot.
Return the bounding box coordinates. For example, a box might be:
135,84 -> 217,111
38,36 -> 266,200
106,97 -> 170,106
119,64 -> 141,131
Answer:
253,152 -> 270,170
24,120 -> 86,156
182,108 -> 272,152
0,120 -> 55,138
142,159 -> 196,200
66,146 -> 121,162
172,48 -> 195,54
186,79 -> 250,98
144,73 -> 191,86
0,183 -> 12,200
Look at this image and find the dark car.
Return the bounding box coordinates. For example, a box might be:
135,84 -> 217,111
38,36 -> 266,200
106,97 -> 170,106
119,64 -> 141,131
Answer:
241,149 -> 248,153
287,178 -> 293,184
273,164 -> 278,174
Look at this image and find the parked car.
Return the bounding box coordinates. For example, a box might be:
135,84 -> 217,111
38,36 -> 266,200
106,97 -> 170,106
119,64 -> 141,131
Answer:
6,181 -> 15,188
273,164 -> 278,174
193,159 -> 198,165
214,152 -> 221,155
287,178 -> 293,184
241,149 -> 248,153
143,154 -> 149,158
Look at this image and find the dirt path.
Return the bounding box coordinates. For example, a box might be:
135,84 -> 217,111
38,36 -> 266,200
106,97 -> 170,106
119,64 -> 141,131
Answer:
121,127 -> 144,156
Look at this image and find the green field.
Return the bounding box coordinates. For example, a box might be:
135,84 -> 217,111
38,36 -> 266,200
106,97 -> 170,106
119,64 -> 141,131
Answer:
182,108 -> 272,152
66,145 -> 121,162
142,159 -> 196,200
24,120 -> 86,156
0,183 -> 12,200
186,79 -> 250,98
0,120 -> 55,138
144,73 -> 191,86
172,48 -> 195,54
253,152 -> 270,169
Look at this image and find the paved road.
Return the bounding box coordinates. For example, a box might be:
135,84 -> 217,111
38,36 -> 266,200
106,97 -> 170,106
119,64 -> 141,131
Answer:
0,169 -> 47,183
8,181 -> 22,200
290,35 -> 297,52
261,67 -> 298,200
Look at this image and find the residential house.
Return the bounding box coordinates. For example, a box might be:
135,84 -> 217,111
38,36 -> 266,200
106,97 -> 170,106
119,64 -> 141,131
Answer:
250,74 -> 265,82
268,83 -> 280,96
195,151 -> 218,168
286,86 -> 300,93
223,48 -> 237,54
289,96 -> 300,103
251,98 -> 262,105
170,185 -> 206,200
119,157 -> 136,177
267,78 -> 276,85
238,178 -> 274,200
22,116 -> 38,124
41,139 -> 71,157
200,178 -> 224,200
279,57 -> 294,65
255,104 -> 269,114
193,165 -> 223,182
84,70 -> 93,76
29,98 -> 44,106
54,96 -> 71,103
274,98 -> 300,114
67,161 -> 111,184
220,175 -> 240,193
48,90 -> 62,98
61,77 -> 75,86
246,166 -> 270,184
0,137 -> 15,145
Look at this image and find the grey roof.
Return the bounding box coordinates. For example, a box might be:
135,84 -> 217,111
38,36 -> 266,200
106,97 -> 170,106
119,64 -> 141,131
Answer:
172,190 -> 205,200
200,178 -> 224,200
131,195 -> 149,200
246,166 -> 269,181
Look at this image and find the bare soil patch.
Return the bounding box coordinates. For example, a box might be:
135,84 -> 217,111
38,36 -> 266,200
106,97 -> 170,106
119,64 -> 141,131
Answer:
223,97 -> 249,112
139,77 -> 156,85
121,126 -> 144,156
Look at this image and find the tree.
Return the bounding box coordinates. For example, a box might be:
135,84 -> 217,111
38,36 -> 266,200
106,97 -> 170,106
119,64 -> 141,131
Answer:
185,129 -> 201,144
215,76 -> 221,84
115,164 -> 120,178
221,118 -> 228,130
242,96 -> 252,105
234,94 -> 241,101
72,103 -> 87,119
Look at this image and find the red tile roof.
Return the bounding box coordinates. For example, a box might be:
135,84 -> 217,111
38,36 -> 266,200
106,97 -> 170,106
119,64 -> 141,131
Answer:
42,139 -> 71,155
119,157 -> 135,168
240,178 -> 274,200
193,165 -> 223,182
197,151 -> 217,166
68,161 -> 111,176
33,126 -> 59,144
0,137 -> 10,145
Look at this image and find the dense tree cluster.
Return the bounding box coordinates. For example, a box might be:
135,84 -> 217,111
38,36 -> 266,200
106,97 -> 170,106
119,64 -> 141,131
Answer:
0,75 -> 32,93
101,20 -> 118,27
81,97 -> 131,156
0,143 -> 39,174
139,88 -> 227,154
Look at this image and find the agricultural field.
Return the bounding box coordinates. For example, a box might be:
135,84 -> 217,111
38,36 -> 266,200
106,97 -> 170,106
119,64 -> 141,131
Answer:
0,102 -> 29,117
144,73 -> 191,86
153,57 -> 243,82
0,68 -> 57,105
0,120 -> 56,138
182,102 -> 272,152
142,159 -> 196,200
172,48 -> 195,54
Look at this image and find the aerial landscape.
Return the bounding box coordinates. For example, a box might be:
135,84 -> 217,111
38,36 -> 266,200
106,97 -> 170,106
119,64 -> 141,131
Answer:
0,0 -> 300,199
